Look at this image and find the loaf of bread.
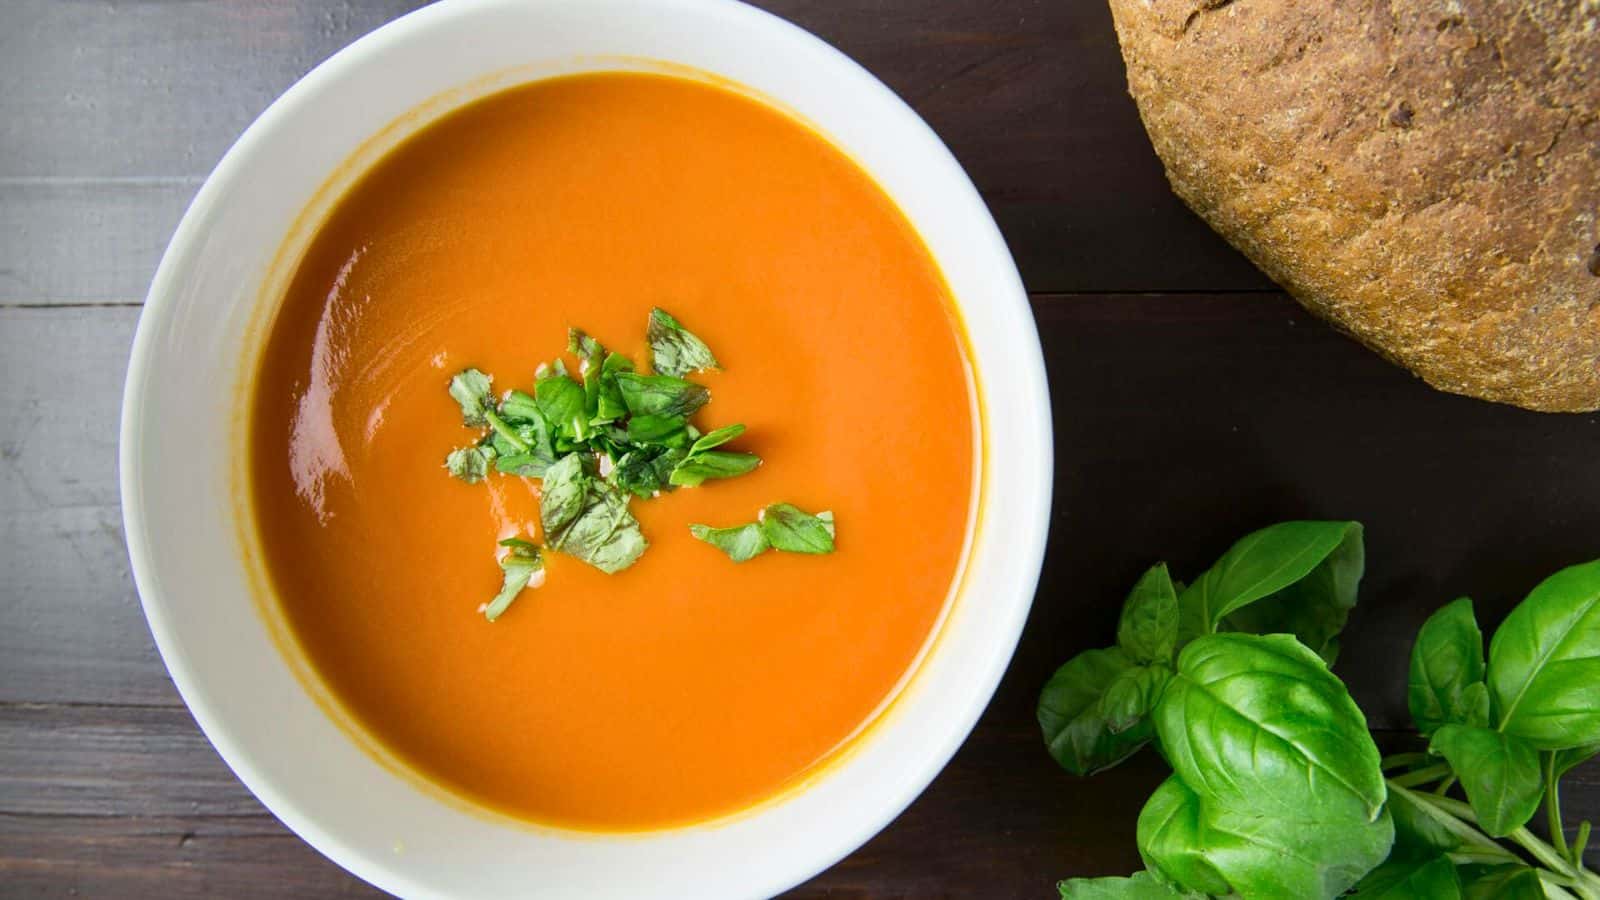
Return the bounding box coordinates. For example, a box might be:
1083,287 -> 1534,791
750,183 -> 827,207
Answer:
1107,0 -> 1599,411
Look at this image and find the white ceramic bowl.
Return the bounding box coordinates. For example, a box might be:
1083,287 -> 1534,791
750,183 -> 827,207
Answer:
120,1 -> 1051,897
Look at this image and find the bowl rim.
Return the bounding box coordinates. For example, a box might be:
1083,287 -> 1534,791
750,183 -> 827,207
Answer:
120,1 -> 1053,896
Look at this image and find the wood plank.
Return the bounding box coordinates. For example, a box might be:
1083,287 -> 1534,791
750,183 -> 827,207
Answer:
0,0 -> 1270,298
0,308 -> 174,706
1019,294 -> 1600,738
0,705 -> 253,818
0,1 -> 423,180
0,179 -> 198,304
1,705 -> 1593,895
0,814 -> 385,899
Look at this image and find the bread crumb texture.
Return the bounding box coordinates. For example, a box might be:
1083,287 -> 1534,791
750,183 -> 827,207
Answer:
1108,0 -> 1600,411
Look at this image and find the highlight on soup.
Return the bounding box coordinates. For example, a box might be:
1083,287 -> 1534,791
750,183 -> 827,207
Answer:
248,71 -> 976,831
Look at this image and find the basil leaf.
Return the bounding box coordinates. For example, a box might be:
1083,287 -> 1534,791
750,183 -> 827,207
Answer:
1137,769 -> 1395,899
539,453 -> 592,535
1387,786 -> 1462,855
1347,853 -> 1461,899
1136,776 -> 1231,896
1459,864 -> 1546,900
760,504 -> 834,554
1217,521 -> 1364,663
1487,559 -> 1600,748
535,368 -> 589,442
488,394 -> 557,476
689,423 -> 745,454
1175,521 -> 1361,646
1097,663 -> 1171,734
568,329 -> 607,420
445,446 -> 492,484
1386,784 -> 1518,861
615,372 -> 710,419
609,445 -> 683,498
1148,633 -> 1393,898
647,307 -> 718,378
689,522 -> 770,563
1206,806 -> 1395,899
1056,871 -> 1199,899
1408,597 -> 1490,736
448,368 -> 494,426
1038,646 -> 1153,775
1148,634 -> 1393,897
626,413 -> 690,446
670,451 -> 761,487
498,388 -> 541,422
595,352 -> 634,424
1157,633 -> 1388,823
1553,743 -> 1600,779
554,481 -> 647,574
1118,563 -> 1179,664
496,448 -> 557,478
1428,724 -> 1542,837
538,453 -> 646,573
486,539 -> 543,622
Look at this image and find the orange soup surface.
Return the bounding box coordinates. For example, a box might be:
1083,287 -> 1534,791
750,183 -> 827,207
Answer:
250,72 -> 974,830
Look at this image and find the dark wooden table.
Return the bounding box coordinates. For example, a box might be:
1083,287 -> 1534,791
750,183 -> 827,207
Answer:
1,1 -> 1595,897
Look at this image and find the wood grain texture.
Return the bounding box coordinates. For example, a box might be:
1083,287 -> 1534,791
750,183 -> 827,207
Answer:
0,179 -> 198,304
0,309 -> 173,707
1,707 -> 1593,897
2,0 -> 1598,897
0,0 -> 1268,299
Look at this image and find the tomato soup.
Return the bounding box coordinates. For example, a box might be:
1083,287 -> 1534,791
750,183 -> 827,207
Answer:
249,72 -> 975,830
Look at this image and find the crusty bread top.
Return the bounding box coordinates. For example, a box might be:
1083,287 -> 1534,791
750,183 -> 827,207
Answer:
1108,0 -> 1600,411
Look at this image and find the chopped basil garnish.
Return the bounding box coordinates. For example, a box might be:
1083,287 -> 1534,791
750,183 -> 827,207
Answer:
625,413 -> 690,446
540,454 -> 647,574
761,504 -> 835,554
445,446 -> 492,484
688,523 -> 770,563
690,503 -> 837,561
448,368 -> 495,427
615,372 -> 710,419
688,423 -> 744,453
610,445 -> 686,498
443,309 -> 834,621
486,538 -> 543,622
670,451 -> 761,487
647,307 -> 718,378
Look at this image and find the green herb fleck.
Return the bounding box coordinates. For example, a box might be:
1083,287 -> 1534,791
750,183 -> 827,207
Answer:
690,503 -> 836,559
614,372 -> 711,419
535,365 -> 589,444
609,445 -> 686,498
647,307 -> 718,378
448,368 -> 495,426
625,413 -> 690,446
445,446 -> 493,484
760,503 -> 835,554
688,522 -> 770,563
539,453 -> 647,574
670,450 -> 761,487
486,538 -> 543,622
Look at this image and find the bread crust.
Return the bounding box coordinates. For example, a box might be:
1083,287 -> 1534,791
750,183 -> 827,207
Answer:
1107,0 -> 1600,411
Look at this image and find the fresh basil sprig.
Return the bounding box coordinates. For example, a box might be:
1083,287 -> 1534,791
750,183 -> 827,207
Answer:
1042,525 -> 1600,899
1041,522 -> 1363,777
